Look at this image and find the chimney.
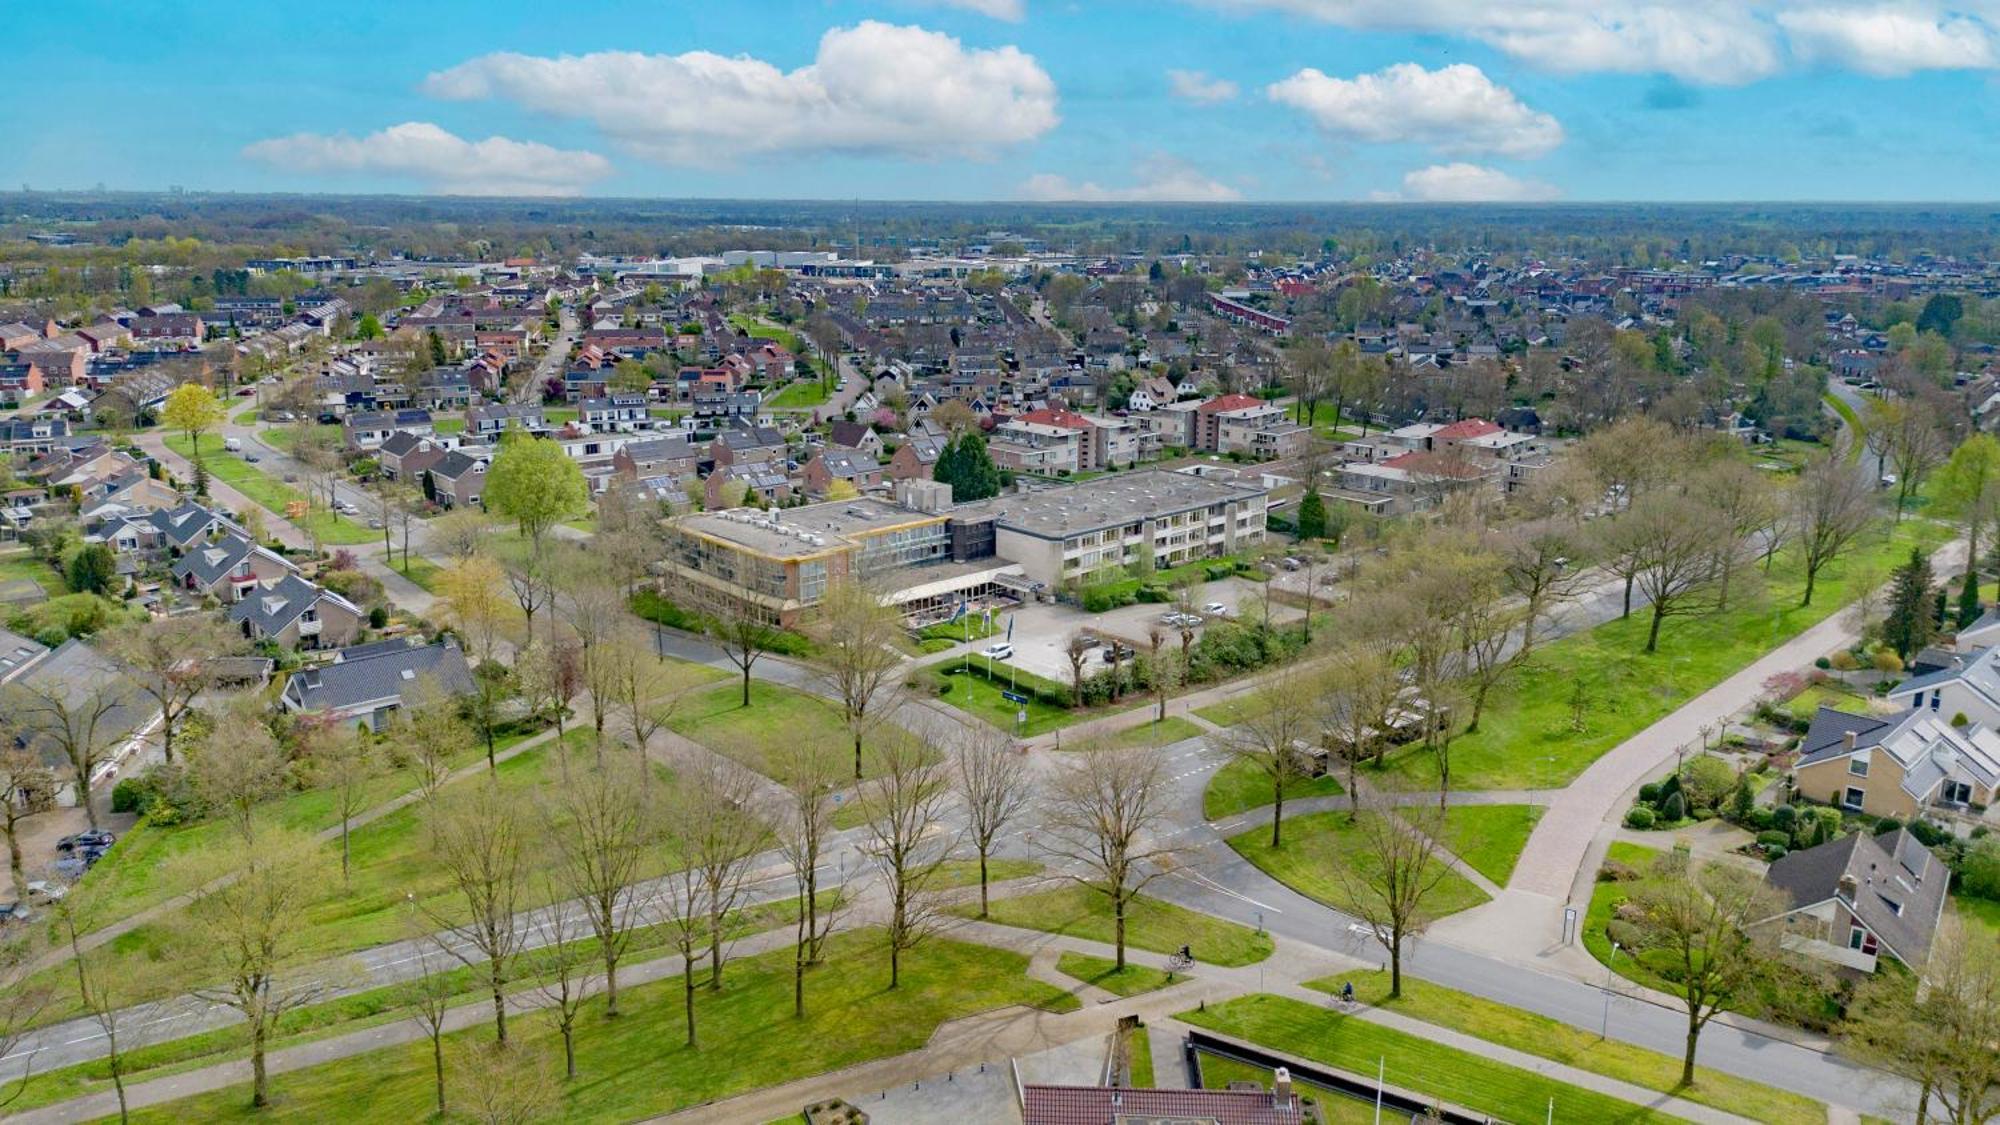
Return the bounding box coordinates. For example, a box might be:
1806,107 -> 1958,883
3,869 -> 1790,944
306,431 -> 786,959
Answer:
1843,730 -> 1857,750
1273,1066 -> 1294,1106
1838,873 -> 1858,900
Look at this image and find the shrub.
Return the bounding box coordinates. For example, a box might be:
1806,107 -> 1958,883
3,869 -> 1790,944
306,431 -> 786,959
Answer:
1624,806 -> 1657,829
1692,807 -> 1717,821
1963,837 -> 2000,900
111,778 -> 147,814
1658,790 -> 1687,822
1772,804 -> 1798,832
1757,830 -> 1792,850
1953,711 -> 1970,728
1638,782 -> 1662,804
1873,816 -> 1902,834
1872,649 -> 1904,674
1730,776 -> 1757,820
1764,844 -> 1788,860
1604,919 -> 1643,950
1908,818 -> 1953,848
1829,649 -> 1860,671
368,605 -> 389,629
1599,860 -> 1641,882
1680,755 -> 1736,810
1748,806 -> 1775,831
1814,656 -> 1832,670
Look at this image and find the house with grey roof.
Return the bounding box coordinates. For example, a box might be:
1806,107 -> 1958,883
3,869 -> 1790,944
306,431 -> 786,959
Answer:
228,574 -> 363,651
0,626 -> 50,684
1888,644 -> 2000,729
280,638 -> 473,730
149,501 -> 244,552
1794,705 -> 2000,826
171,534 -> 299,603
424,450 -> 486,510
6,639 -> 157,805
1755,828 -> 1948,973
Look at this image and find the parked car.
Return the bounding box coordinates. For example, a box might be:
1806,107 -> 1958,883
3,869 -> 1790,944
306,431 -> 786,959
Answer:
1101,644 -> 1135,663
368,518 -> 384,529
56,830 -> 114,854
1203,602 -> 1229,616
0,902 -> 33,924
1281,557 -> 1302,571
25,880 -> 66,904
982,643 -> 1015,661
244,454 -> 260,463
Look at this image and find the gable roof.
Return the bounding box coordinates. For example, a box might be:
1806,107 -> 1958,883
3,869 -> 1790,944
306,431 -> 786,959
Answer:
1764,828 -> 1949,968
171,534 -> 295,587
228,574 -> 358,636
283,638 -> 473,714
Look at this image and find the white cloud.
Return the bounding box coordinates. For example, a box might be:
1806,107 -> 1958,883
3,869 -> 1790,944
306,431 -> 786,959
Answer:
926,0 -> 1026,19
1167,68 -> 1241,103
1207,1 -> 2000,83
242,122 -> 612,196
426,22 -> 1058,167
1778,5 -> 1995,76
1019,157 -> 1243,201
1267,62 -> 1564,158
1388,162 -> 1563,201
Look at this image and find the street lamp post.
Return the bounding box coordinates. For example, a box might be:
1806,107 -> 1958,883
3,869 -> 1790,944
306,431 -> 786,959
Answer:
1600,941 -> 1621,1040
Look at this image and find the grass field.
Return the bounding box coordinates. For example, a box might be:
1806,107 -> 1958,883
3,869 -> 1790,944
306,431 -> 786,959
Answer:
1126,1022 -> 1155,1088
962,885 -> 1274,967
1408,804 -> 1544,886
118,930 -> 1076,1123
767,380 -> 830,408
0,549 -> 65,595
1227,811 -> 1489,917
1380,520 -> 1946,792
1583,841 -> 1668,990
666,680 -> 906,783
1196,1054 -> 1376,1123
1056,951 -> 1181,997
1194,696 -> 1257,727
1303,971 -> 1823,1125
163,434 -> 376,545
1100,716 -> 1206,751
1204,759 -> 1343,820
930,665 -> 1084,737
1182,993 -> 1685,1124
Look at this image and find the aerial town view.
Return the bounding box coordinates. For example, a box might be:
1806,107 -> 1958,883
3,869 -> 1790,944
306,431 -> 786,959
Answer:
4,3 -> 2000,1123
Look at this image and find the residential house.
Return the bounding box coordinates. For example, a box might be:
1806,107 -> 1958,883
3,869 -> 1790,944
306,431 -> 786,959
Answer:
826,421 -> 884,457
710,426 -> 788,471
579,394 -> 650,432
170,534 -> 299,602
280,637 -> 475,731
802,449 -> 884,497
1756,828 -> 1948,973
424,450 -> 487,510
1886,645 -> 2000,728
464,403 -> 546,443
11,639 -> 156,806
0,417 -> 69,454
888,433 -> 946,482
376,432 -> 447,483
611,435 -> 698,482
228,573 -> 363,650
1794,706 -> 2000,824
149,501 -> 244,554
344,409 -> 434,451
705,464 -> 793,508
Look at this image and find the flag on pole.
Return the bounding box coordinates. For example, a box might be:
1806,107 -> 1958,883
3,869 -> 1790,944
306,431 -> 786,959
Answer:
1006,614 -> 1015,641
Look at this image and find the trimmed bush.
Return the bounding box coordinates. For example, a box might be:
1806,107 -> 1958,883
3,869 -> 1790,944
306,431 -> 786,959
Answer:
1638,782 -> 1662,804
1624,806 -> 1657,829
1814,656 -> 1832,670
1757,830 -> 1792,850
1829,650 -> 1860,671
1659,790 -> 1687,822
1748,807 -> 1775,831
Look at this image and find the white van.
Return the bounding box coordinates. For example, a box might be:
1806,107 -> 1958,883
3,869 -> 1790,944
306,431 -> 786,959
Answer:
223,437 -> 243,453
982,643 -> 1015,661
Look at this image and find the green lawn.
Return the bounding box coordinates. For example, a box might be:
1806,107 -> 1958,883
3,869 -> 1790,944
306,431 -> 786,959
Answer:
1382,521 -> 1946,792
767,380 -> 830,408
1226,811 -> 1489,918
666,680 -> 908,783
1302,971 -> 1822,1125
1408,804 -> 1544,886
1194,696 -> 1256,727
1583,841 -> 1669,991
961,885 -> 1273,967
396,556 -> 444,593
1782,680 -> 1872,722
1126,1023 -> 1155,1088
1954,893 -> 2000,942
1056,951 -> 1181,997
1101,716 -> 1206,751
0,549 -> 65,595
33,731 -> 669,1021
1196,1054 -> 1376,1123
119,930 -> 1075,1123
1204,758 -> 1343,820
1181,994 -> 1685,1124
930,665 -> 1085,737
256,423 -> 343,454
916,615 -> 999,644
163,433 -> 376,545
1823,394 -> 1865,462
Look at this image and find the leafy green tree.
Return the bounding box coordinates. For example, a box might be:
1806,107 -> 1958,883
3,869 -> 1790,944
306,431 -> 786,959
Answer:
1296,488 -> 1327,541
484,435 -> 587,553
1960,574 -> 1983,630
64,544 -> 116,596
1917,293 -> 1965,338
160,383 -> 226,458
1934,434 -> 2000,602
355,313 -> 383,340
1883,547 -> 1938,660
934,431 -> 1000,502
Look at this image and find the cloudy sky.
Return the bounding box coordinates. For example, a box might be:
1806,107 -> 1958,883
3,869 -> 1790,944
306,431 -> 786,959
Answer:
10,0 -> 2000,202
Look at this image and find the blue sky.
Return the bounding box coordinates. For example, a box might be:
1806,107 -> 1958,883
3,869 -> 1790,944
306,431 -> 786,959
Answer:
9,0 -> 2000,202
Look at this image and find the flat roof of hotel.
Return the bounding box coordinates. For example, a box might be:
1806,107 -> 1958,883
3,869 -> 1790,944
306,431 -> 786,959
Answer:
676,496 -> 939,557
957,468 -> 1266,540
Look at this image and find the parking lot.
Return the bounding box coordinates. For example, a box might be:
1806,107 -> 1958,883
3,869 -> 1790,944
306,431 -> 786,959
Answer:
974,576 -> 1296,685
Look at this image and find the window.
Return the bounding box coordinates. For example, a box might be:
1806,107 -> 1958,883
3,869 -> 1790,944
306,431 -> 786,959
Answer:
1849,927 -> 1878,955
1848,757 -> 1869,777
1842,786 -> 1867,810
1942,780 -> 1974,806
1931,693 -> 1941,712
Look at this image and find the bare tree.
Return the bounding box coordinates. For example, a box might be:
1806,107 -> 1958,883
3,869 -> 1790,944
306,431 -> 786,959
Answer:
420,781 -> 530,1043
1146,625 -> 1172,723
1691,458 -> 1780,612
1321,643 -> 1404,800
173,830 -> 341,1108
683,756 -> 769,991
654,812 -> 712,1047
553,553 -> 626,739
607,632 -> 702,786
550,758 -> 650,1017
0,941 -> 52,1113
1215,669 -> 1321,848
1625,855 -> 1787,1087
449,1040 -> 561,1125
0,746 -> 54,903
1040,749 -> 1173,971
1063,630 -> 1094,707
811,578 -> 905,779
1869,395 -> 1954,523
701,588 -> 783,709
188,701 -> 289,845
98,615 -> 239,764
430,507 -> 495,562
859,732 -> 953,988
56,895 -> 156,1123
398,910 -> 459,1117
3,675 -> 137,829
1337,795 -> 1455,999
1599,492 -> 1729,653
394,674 -> 472,800
774,736 -> 846,1017
500,546 -> 556,638
1795,448 -> 1880,607
527,886 -> 599,1081
1450,578 -> 1522,736
301,719 -> 381,884
516,634 -> 583,745
1497,521 -> 1588,658
952,726 -> 1030,918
